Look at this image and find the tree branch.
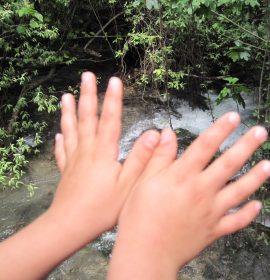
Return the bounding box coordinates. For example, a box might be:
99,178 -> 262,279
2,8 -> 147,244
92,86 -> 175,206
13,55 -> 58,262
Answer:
211,10 -> 268,43
7,67 -> 56,135
84,10 -> 124,50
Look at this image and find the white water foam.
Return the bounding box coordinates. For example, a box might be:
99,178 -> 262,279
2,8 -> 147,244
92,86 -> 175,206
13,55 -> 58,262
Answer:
119,92 -> 257,161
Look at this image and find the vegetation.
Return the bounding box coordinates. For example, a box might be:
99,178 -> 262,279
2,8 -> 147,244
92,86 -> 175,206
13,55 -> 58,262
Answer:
0,0 -> 269,222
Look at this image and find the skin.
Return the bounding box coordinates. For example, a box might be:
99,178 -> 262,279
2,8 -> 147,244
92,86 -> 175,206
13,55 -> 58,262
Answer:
56,75 -> 269,279
107,113 -> 270,279
0,72 -> 160,279
0,73 -> 268,279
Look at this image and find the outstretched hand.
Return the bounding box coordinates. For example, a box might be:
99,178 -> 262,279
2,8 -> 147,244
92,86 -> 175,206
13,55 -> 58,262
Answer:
0,73 -> 162,280
51,72 -> 161,242
108,112 -> 270,279
54,75 -> 269,279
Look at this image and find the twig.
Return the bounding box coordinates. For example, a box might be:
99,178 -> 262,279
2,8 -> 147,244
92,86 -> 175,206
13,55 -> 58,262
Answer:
236,39 -> 270,53
7,67 -> 56,135
0,57 -> 23,62
77,57 -> 114,63
84,2 -> 123,51
59,1 -> 79,51
257,51 -> 267,122
183,73 -> 226,80
211,10 -> 268,43
84,11 -> 124,50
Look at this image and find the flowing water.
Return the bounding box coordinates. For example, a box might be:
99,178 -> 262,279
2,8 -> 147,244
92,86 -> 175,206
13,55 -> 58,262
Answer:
0,84 -> 269,279
119,91 -> 258,161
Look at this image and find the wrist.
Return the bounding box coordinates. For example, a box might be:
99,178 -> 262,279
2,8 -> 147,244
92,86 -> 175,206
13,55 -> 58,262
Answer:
0,210 -> 85,280
108,226 -> 180,280
47,199 -> 108,248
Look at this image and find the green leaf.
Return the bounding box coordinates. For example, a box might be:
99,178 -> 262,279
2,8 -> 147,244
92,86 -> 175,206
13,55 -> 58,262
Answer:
232,93 -> 246,108
244,0 -> 259,7
217,87 -> 231,105
171,1 -> 178,9
262,142 -> 270,151
234,40 -> 241,47
133,0 -> 143,7
239,51 -> 250,61
228,50 -> 240,62
146,0 -> 159,10
29,19 -> 39,29
187,7 -> 193,14
220,87 -> 230,97
33,12 -> 43,22
16,26 -> 27,34
223,77 -> 239,84
18,7 -> 36,17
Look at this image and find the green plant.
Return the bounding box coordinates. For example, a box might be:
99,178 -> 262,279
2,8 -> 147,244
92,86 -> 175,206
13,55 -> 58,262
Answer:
0,0 -> 73,192
115,0 -> 268,104
216,77 -> 249,108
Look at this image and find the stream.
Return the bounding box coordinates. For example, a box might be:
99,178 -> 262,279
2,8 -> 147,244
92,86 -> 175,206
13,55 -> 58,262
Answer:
0,72 -> 269,279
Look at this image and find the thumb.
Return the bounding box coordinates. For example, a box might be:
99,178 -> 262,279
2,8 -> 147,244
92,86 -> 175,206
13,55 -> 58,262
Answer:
54,133 -> 66,173
118,130 -> 160,196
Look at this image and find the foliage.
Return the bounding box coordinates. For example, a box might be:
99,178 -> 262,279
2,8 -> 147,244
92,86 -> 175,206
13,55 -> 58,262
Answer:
0,0 -> 269,221
114,0 -> 270,233
0,0 -> 123,192
216,77 -> 249,108
0,0 -> 72,192
116,0 -> 269,108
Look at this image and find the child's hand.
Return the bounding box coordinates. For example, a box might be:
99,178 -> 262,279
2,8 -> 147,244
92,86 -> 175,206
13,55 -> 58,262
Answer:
50,72 -> 161,243
108,112 -> 270,279
0,73 -> 161,280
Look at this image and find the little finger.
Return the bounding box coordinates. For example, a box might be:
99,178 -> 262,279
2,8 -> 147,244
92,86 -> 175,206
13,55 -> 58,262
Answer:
60,94 -> 78,159
201,126 -> 268,191
214,200 -> 262,238
215,160 -> 270,216
54,133 -> 66,173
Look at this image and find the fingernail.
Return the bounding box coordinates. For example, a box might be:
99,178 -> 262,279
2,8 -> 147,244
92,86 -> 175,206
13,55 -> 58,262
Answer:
262,161 -> 270,175
254,201 -> 262,212
145,131 -> 159,149
61,94 -> 69,105
81,72 -> 93,83
161,128 -> 172,144
254,126 -> 267,142
108,77 -> 120,88
228,112 -> 240,125
55,133 -> 61,142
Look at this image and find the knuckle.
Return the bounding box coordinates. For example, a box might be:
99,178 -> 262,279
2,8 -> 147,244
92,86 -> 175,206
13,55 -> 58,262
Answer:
102,110 -> 115,123
232,185 -> 246,204
191,182 -> 210,206
206,226 -> 218,242
220,154 -> 237,173
199,133 -> 217,151
210,226 -> 221,240
233,214 -> 247,230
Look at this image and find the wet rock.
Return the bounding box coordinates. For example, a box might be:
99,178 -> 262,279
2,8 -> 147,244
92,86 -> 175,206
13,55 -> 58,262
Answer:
0,154 -> 109,280
93,229 -> 117,257
175,128 -> 197,151
48,245 -> 108,280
